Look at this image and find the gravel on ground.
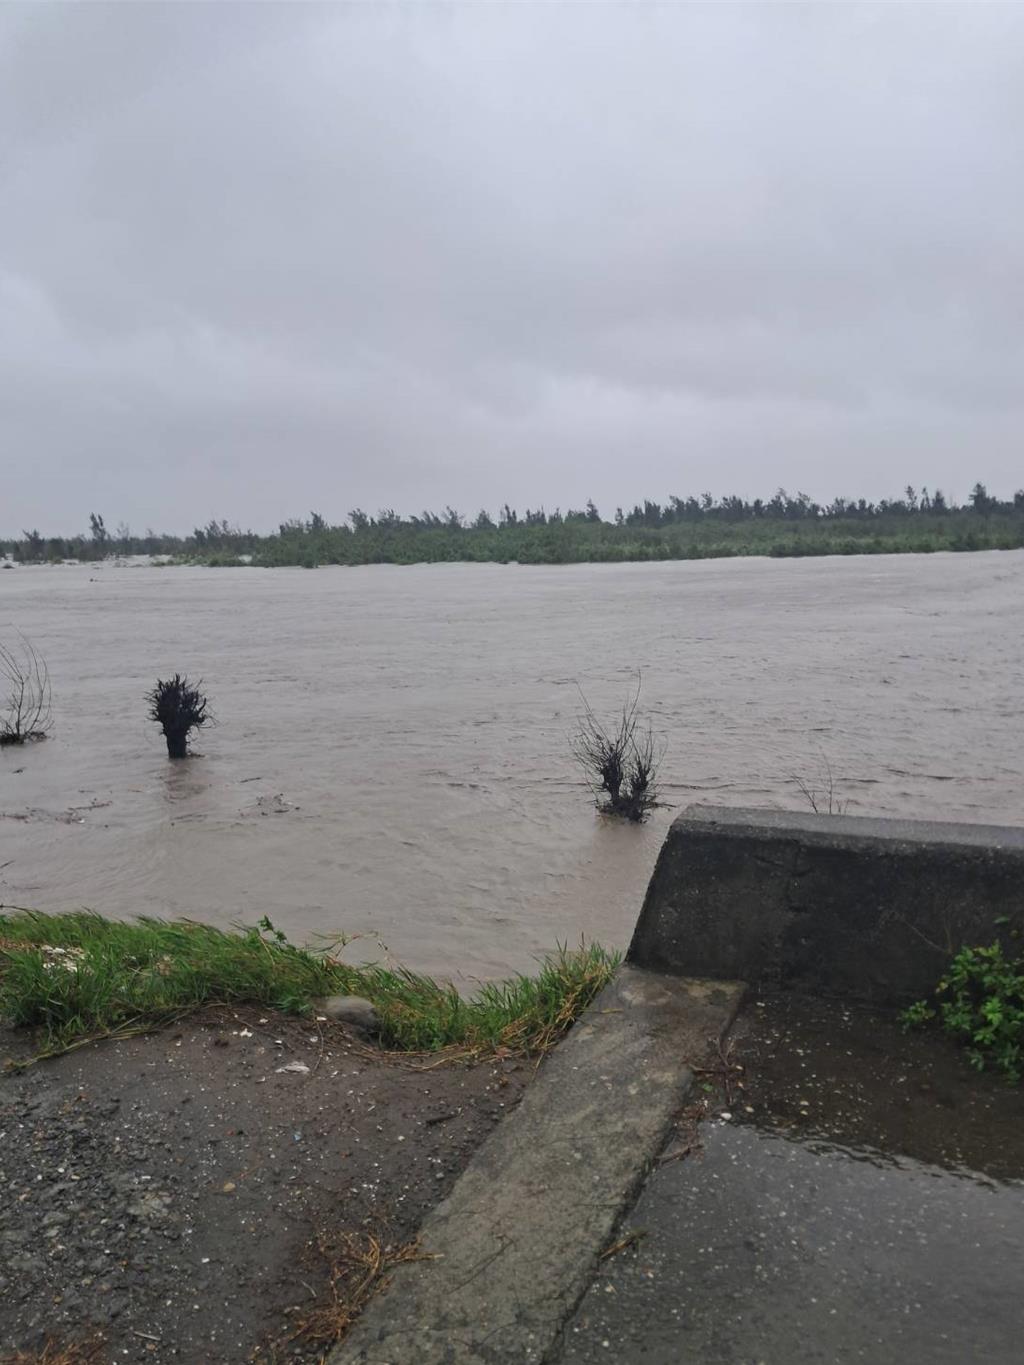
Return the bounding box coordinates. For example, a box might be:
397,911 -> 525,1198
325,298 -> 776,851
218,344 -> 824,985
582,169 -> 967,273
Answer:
0,1009 -> 528,1364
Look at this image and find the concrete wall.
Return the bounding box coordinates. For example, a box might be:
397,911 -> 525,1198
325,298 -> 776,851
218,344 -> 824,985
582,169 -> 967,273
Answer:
628,805 -> 1024,1003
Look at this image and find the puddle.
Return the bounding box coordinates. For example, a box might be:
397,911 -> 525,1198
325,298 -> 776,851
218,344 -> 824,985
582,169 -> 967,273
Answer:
563,993 -> 1024,1363
730,992 -> 1024,1182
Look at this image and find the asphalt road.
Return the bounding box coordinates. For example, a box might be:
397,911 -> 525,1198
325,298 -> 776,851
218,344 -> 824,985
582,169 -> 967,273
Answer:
560,996 -> 1024,1365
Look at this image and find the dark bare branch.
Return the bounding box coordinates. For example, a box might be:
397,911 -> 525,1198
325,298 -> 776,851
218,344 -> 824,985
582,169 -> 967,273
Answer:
790,750 -> 849,815
0,634 -> 52,745
571,674 -> 662,822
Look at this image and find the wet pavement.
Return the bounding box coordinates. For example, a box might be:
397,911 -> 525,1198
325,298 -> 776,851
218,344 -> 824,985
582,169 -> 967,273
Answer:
560,995 -> 1024,1364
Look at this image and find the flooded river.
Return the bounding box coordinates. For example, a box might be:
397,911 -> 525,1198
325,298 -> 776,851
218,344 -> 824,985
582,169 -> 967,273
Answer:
1,552 -> 1022,981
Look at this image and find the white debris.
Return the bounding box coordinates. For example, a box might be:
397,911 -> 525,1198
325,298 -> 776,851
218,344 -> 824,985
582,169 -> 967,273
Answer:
35,943 -> 86,972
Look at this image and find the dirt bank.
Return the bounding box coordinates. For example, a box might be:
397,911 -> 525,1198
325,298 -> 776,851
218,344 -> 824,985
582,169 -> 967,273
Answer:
0,1010 -> 528,1364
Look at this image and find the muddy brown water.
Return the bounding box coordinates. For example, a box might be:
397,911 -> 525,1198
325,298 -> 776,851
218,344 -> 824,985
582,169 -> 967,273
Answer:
1,553 -> 1022,981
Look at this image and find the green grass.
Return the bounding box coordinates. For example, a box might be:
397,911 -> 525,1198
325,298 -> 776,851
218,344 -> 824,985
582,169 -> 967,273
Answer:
0,911 -> 618,1063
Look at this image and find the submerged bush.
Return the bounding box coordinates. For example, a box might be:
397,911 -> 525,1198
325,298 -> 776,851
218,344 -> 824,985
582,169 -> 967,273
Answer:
147,673 -> 210,758
0,635 -> 52,745
571,677 -> 662,822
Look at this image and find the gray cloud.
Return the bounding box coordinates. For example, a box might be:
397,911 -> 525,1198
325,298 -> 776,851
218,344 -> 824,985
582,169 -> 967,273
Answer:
2,2 -> 1023,534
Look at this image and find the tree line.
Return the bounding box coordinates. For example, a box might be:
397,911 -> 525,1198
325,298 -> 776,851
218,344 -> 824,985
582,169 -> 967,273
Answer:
4,482 -> 1024,567
5,515 -> 260,564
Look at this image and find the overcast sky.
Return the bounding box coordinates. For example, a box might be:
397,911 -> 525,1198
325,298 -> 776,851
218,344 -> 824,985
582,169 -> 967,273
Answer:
2,3 -> 1023,535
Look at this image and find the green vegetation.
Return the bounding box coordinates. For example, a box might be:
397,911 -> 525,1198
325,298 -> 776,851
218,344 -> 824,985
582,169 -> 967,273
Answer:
252,482 -> 1024,566
5,482 -> 1024,568
0,911 -> 618,1063
3,517 -> 261,565
901,942 -> 1024,1082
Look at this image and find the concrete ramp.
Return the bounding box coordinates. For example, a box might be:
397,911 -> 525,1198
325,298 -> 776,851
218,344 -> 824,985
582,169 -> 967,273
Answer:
629,805 -> 1024,1003
330,968 -> 744,1365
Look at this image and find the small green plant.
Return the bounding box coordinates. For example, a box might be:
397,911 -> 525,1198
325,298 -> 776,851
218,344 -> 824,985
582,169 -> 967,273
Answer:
901,942 -> 1024,1082
898,999 -> 935,1029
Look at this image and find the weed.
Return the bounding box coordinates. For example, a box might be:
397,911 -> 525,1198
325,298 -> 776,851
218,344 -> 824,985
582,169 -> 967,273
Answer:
900,942 -> 1024,1082
897,999 -> 935,1029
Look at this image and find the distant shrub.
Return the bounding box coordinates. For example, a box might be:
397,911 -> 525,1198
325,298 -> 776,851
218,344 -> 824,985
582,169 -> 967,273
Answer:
204,552 -> 246,568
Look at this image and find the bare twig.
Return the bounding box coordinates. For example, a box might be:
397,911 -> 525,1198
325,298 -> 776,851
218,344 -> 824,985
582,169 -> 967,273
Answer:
657,1141 -> 694,1166
692,1036 -> 744,1106
791,750 -> 849,815
600,1229 -> 647,1260
274,1230 -> 431,1353
1,1334 -> 105,1365
0,634 -> 52,745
